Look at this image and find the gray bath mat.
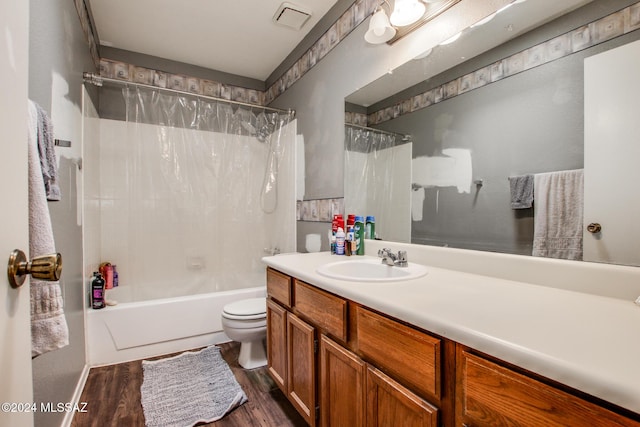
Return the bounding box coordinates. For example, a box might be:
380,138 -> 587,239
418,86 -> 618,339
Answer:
141,346 -> 247,427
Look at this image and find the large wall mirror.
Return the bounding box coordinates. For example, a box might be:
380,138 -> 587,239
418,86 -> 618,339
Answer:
345,0 -> 640,266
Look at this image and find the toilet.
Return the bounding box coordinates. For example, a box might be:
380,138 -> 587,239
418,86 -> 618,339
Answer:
221,297 -> 268,369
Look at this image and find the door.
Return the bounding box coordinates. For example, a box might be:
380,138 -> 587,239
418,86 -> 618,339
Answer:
0,1 -> 34,427
584,40 -> 640,266
287,313 -> 317,426
366,366 -> 438,427
319,335 -> 365,427
266,298 -> 288,392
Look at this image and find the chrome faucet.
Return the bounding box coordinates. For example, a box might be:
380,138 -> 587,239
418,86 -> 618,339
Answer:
378,248 -> 408,267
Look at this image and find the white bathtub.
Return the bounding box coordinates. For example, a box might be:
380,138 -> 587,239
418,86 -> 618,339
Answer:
86,286 -> 266,366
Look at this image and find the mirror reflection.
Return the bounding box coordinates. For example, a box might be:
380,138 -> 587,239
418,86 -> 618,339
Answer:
345,0 -> 640,266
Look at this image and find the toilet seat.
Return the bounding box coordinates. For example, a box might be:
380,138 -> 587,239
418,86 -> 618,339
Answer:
222,297 -> 266,321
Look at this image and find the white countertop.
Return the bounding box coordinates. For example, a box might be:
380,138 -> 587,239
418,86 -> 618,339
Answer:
262,251 -> 640,415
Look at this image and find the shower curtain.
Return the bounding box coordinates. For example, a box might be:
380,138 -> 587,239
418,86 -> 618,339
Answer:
344,125 -> 412,243
97,86 -> 296,302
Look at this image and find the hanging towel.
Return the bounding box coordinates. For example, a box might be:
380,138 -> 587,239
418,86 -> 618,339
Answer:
27,100 -> 69,357
532,169 -> 584,261
411,186 -> 425,221
508,174 -> 534,209
34,103 -> 61,201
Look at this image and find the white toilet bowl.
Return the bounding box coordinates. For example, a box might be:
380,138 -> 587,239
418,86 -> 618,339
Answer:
221,297 -> 267,369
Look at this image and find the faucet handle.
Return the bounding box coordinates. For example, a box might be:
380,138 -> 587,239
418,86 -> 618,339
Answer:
378,248 -> 391,258
397,251 -> 407,262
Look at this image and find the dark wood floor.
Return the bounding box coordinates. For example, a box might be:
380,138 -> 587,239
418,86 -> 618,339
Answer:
71,342 -> 307,427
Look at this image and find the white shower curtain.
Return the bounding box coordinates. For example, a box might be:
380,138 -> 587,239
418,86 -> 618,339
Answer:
97,86 -> 296,302
344,125 -> 412,243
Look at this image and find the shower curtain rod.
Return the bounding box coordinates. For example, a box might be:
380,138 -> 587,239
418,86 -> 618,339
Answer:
345,123 -> 410,140
83,72 -> 295,116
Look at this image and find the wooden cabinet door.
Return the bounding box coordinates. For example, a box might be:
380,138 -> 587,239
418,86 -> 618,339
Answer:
456,348 -> 640,427
267,298 -> 288,392
366,365 -> 438,427
288,313 -> 317,426
319,335 -> 365,427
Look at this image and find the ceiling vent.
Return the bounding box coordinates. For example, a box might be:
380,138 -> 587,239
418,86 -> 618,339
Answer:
273,2 -> 312,30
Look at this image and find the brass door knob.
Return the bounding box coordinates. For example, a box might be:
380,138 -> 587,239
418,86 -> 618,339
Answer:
587,223 -> 602,234
7,249 -> 62,288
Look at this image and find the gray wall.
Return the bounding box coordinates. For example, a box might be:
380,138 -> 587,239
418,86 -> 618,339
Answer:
374,1 -> 640,255
267,0 -> 515,251
28,0 -> 95,425
270,0 -> 639,253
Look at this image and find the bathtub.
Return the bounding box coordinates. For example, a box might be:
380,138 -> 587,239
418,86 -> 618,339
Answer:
86,286 -> 266,366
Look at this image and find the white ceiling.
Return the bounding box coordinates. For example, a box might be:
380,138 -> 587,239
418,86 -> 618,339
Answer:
88,0 -> 340,81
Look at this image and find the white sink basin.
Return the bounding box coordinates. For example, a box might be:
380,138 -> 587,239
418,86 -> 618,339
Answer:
316,258 -> 428,282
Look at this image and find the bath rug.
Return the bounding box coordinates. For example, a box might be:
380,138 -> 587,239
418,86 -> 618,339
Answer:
141,346 -> 247,427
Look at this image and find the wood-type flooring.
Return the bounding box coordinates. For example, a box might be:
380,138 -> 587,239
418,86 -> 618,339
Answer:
71,342 -> 307,427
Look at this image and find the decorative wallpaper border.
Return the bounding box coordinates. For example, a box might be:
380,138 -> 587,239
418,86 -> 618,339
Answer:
264,0 -> 379,104
345,111 -> 368,127
367,2 -> 640,126
297,198 -> 345,222
98,58 -> 266,105
73,0 -> 100,70
76,0 -> 379,108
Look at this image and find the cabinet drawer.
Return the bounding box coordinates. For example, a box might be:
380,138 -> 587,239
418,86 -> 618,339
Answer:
458,350 -> 640,427
356,306 -> 441,401
294,280 -> 347,342
267,268 -> 292,308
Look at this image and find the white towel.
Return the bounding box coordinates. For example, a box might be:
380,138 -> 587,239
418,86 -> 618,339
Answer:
533,169 -> 584,260
28,100 -> 69,357
411,186 -> 425,221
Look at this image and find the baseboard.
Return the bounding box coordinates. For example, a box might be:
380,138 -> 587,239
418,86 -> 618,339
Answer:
61,363 -> 91,427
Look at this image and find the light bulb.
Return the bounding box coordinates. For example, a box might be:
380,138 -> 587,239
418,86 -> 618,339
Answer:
390,0 -> 426,27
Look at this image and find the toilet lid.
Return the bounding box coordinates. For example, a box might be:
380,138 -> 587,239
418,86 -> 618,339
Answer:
223,297 -> 266,317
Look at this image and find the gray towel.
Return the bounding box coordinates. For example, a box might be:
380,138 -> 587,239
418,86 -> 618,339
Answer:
28,100 -> 69,357
34,103 -> 61,201
532,169 -> 584,261
508,174 -> 534,209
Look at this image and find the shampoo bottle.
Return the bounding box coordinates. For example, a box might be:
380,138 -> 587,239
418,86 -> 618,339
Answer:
91,272 -> 105,310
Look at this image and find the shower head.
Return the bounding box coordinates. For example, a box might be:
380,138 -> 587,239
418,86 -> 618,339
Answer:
257,122 -> 275,143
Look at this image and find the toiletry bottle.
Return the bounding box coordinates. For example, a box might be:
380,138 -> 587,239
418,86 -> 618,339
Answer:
366,216 -> 376,240
345,226 -> 353,256
335,227 -> 346,255
105,264 -> 113,289
354,215 -> 365,255
112,265 -> 119,287
91,272 -> 105,309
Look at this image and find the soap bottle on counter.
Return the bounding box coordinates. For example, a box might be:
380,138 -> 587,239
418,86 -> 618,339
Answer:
335,227 -> 346,255
345,226 -> 354,256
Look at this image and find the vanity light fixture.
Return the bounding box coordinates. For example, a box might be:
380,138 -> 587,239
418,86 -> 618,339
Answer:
365,1 -> 396,44
390,0 -> 426,27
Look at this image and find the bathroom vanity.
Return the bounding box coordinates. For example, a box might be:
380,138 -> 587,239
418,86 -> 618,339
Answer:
263,247 -> 640,426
